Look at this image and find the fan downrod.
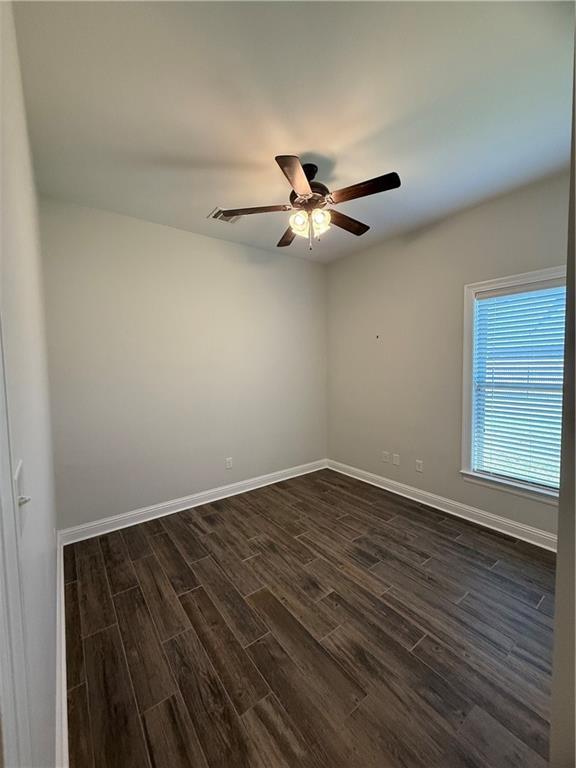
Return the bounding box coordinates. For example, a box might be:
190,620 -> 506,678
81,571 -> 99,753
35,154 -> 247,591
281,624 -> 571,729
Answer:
302,163 -> 318,181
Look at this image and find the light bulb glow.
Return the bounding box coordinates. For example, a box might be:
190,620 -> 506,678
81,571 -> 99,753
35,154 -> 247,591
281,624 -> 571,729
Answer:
311,208 -> 331,237
289,211 -> 310,238
289,208 -> 331,240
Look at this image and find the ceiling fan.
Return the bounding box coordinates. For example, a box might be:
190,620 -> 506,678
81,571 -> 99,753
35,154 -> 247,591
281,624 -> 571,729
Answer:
212,155 -> 401,249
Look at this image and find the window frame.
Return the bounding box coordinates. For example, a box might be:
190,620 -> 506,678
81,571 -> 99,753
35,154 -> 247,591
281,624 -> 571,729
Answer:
461,266 -> 566,502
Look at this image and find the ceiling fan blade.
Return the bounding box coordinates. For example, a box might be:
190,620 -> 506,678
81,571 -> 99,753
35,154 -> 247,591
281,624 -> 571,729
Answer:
329,210 -> 370,236
275,155 -> 312,197
220,204 -> 291,217
277,227 -> 296,247
330,172 -> 401,204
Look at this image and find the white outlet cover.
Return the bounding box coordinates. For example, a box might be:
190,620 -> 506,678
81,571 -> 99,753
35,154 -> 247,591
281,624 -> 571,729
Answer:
393,454 -> 400,466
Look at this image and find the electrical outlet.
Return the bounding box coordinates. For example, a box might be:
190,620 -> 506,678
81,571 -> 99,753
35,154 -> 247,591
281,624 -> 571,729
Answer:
381,450 -> 390,463
393,453 -> 400,466
225,457 -> 233,469
415,459 -> 423,473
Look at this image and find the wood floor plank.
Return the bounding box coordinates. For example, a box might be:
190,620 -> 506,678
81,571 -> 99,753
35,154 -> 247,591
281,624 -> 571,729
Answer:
297,519 -> 379,569
380,585 -> 515,661
291,496 -> 348,530
162,513 -> 208,563
412,530 -> 498,569
247,489 -> 309,537
134,555 -> 190,641
246,553 -> 338,639
190,504 -> 226,534
250,536 -> 331,602
75,537 -> 101,559
83,625 -> 151,768
460,528 -> 557,582
249,588 -> 366,721
247,633 -> 357,768
460,590 -> 554,672
389,503 -> 455,529
538,593 -> 555,618
231,496 -> 315,565
491,557 -> 556,596
425,554 -> 545,608
346,683 -> 457,768
371,551 -> 468,604
114,586 -> 176,712
505,645 -> 552,701
242,694 -> 311,768
322,588 -> 425,653
311,470 -> 403,507
122,524 -> 154,560
509,634 -> 554,678
272,481 -> 333,510
150,532 -> 199,596
461,528 -> 551,568
67,684 -> 94,768
354,527 -> 433,565
262,482 -> 304,507
309,557 -> 425,651
64,544 -> 77,583
65,581 -> 85,689
99,531 -> 139,594
177,506 -> 214,536
322,622 -> 472,731
204,515 -> 256,561
413,635 -> 550,758
180,586 -> 269,714
319,488 -> 399,522
445,706 -> 547,768
77,552 -> 115,638
140,518 -> 166,537
203,531 -> 262,597
513,539 -> 556,568
193,556 -> 267,647
355,489 -> 422,520
220,496 -> 264,540
142,694 -> 208,768
300,532 -> 390,596
165,629 -> 253,768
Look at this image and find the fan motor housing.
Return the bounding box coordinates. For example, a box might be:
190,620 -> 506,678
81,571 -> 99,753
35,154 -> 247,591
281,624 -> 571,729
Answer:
290,180 -> 330,210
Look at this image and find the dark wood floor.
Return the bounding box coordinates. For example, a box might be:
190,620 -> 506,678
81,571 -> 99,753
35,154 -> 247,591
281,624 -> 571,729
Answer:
64,469 -> 556,768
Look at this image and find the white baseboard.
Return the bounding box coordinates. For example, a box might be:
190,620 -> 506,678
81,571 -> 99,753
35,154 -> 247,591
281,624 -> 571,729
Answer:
58,459 -> 328,546
327,460 -> 557,552
57,455 -> 557,552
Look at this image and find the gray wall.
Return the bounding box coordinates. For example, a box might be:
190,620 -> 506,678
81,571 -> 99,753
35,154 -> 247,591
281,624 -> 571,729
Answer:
327,173 -> 569,535
41,174 -> 569,540
40,201 -> 328,528
1,5 -> 57,764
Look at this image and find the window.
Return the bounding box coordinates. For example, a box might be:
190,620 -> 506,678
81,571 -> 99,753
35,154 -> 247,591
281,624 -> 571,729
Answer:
462,267 -> 566,497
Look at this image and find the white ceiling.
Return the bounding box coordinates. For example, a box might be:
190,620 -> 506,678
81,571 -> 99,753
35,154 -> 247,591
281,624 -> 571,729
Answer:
14,1 -> 573,263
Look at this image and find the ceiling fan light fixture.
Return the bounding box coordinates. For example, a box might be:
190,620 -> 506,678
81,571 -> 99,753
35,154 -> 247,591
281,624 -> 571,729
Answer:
311,208 -> 331,237
289,210 -> 310,238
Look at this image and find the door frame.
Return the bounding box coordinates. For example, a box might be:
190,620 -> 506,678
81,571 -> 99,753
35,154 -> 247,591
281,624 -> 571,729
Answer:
0,313 -> 32,767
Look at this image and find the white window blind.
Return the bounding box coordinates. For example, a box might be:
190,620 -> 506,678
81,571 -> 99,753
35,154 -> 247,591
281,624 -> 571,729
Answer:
472,283 -> 566,490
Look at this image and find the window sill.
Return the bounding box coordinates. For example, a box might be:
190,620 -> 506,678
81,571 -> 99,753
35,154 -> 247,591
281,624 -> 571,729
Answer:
460,470 -> 559,506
